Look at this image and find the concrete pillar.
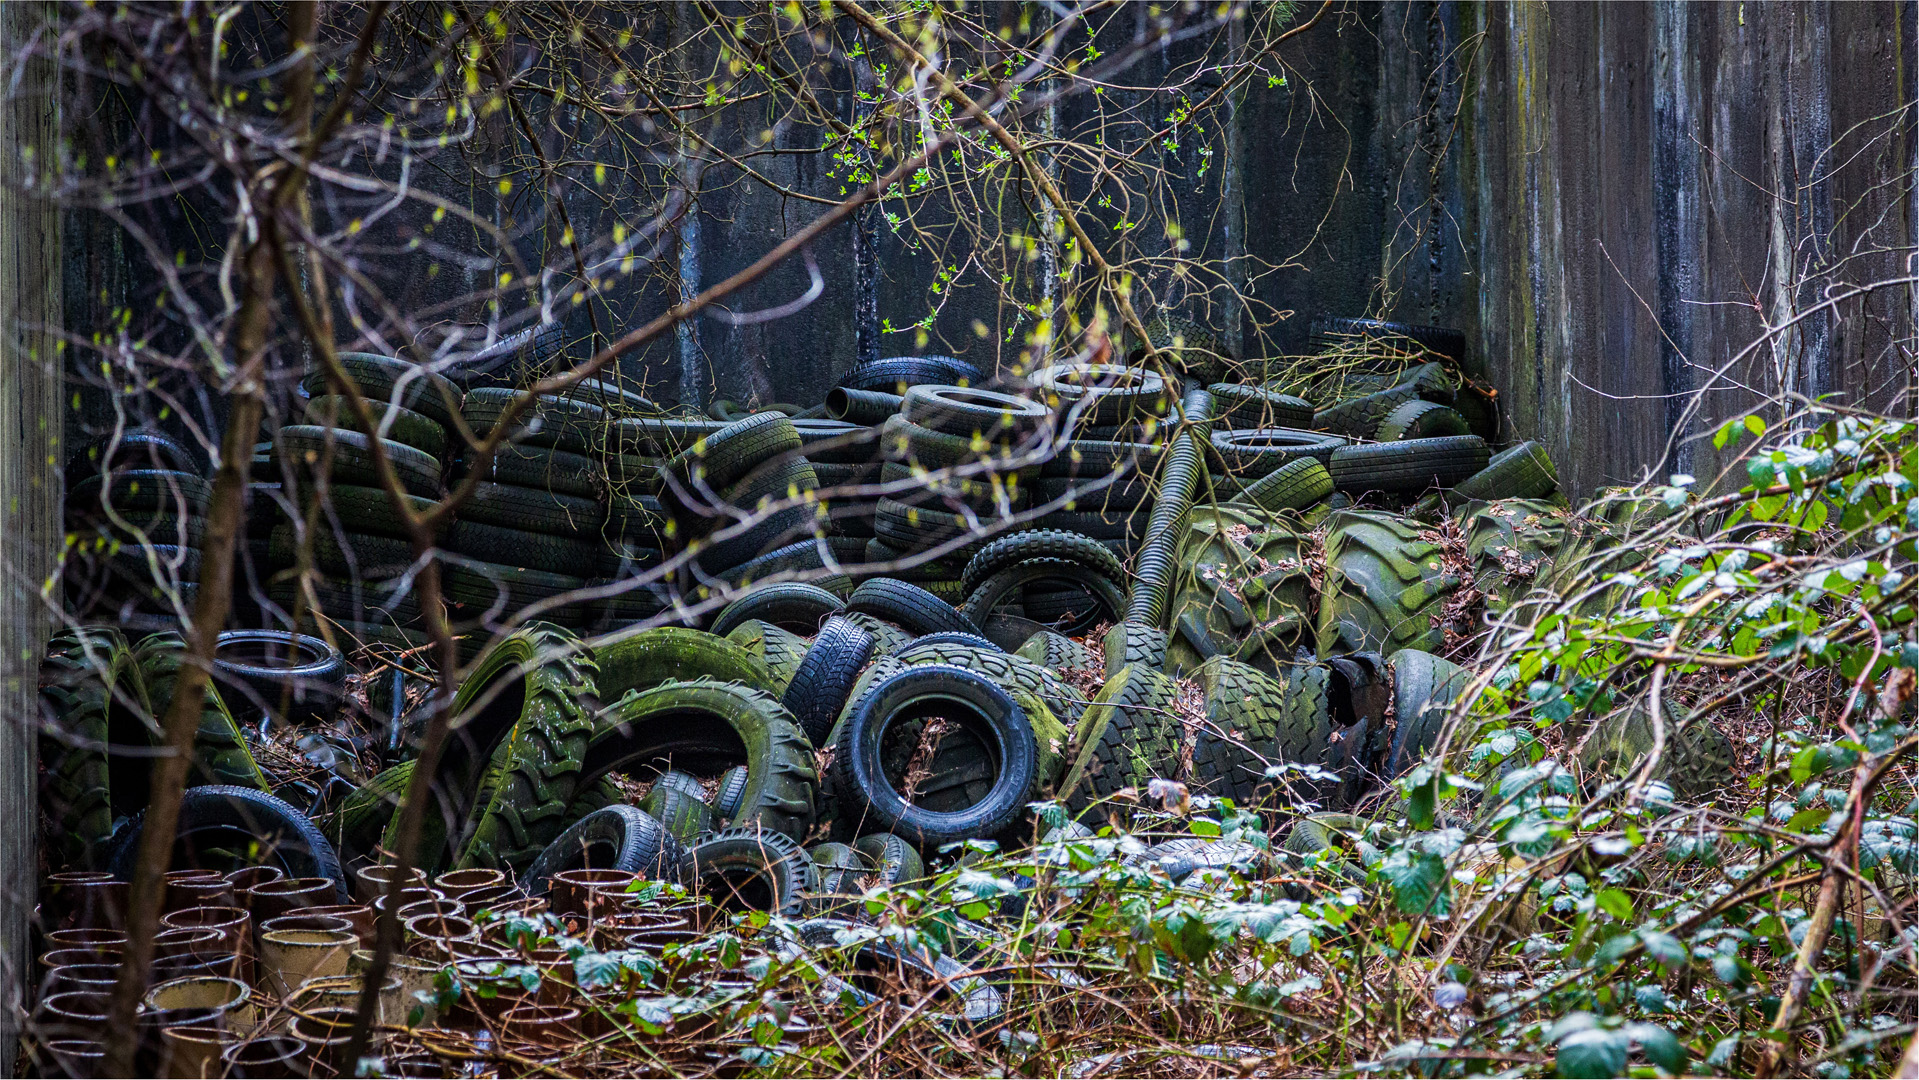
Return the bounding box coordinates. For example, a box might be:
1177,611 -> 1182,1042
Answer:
0,2 -> 62,1073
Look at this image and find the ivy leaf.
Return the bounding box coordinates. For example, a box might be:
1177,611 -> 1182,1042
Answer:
1594,888 -> 1634,922
1381,849 -> 1450,916
1639,929 -> 1687,968
1627,1022 -> 1689,1074
1556,1028 -> 1628,1079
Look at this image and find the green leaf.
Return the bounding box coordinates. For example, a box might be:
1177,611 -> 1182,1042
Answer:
1639,929 -> 1687,967
1382,850 -> 1450,916
1557,1028 -> 1628,1079
1627,1023 -> 1689,1074
1745,414 -> 1767,437
1594,888 -> 1634,922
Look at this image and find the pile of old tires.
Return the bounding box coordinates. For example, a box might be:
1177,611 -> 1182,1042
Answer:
60,431 -> 211,628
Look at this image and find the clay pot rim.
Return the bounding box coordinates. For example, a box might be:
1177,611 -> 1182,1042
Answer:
160,905 -> 249,925
260,926 -> 357,946
246,876 -> 335,894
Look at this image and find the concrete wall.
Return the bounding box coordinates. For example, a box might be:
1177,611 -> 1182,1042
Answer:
0,4 -> 62,1071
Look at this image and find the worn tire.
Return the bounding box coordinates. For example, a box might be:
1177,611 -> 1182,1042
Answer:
445,520 -> 602,578
1237,457 -> 1334,513
642,770 -> 717,845
901,385 -> 1049,439
297,484 -> 436,540
461,444 -> 601,499
69,469 -> 212,516
304,396 -> 448,461
593,626 -> 779,701
1383,649 -> 1471,779
845,578 -> 981,637
830,665 -> 1038,849
1039,439 -> 1167,480
659,412 -> 802,514
1209,428 -> 1346,478
387,623 -> 597,874
1315,510 -> 1460,657
1309,316 -> 1466,363
275,426 -> 442,498
1577,701 -> 1736,802
211,630 -> 346,727
301,353 -> 463,427
1313,385 -> 1420,439
1058,664 -> 1181,814
1013,630 -> 1098,675
133,633 -> 270,792
1027,364 -> 1171,425
678,827 -> 817,917
960,530 -> 1126,594
959,558 -> 1126,637
1376,399 -> 1470,442
329,761 -> 413,866
1454,440 -> 1558,502
892,640 -> 1088,729
1209,384 -> 1314,430
1327,436 -> 1490,495
524,804 -> 684,892
108,785 -> 346,897
853,832 -> 925,886
462,387 -> 607,454
712,582 -> 845,637
458,481 -> 603,538
38,627 -> 152,869
442,561 -> 591,626
782,616 -> 875,746
838,355 -> 983,394
1192,659 -> 1336,806
1102,621 -> 1167,679
725,620 -> 810,695
712,766 -> 751,822
586,679 -> 817,841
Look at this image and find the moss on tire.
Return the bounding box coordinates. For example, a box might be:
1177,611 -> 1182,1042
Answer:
892,639 -> 1089,729
133,632 -> 270,792
330,761 -> 414,866
39,627 -> 154,869
1013,630 -> 1099,676
1057,664 -> 1182,815
1191,658 -> 1336,808
1460,498 -> 1568,614
592,626 -> 778,701
1315,509 -> 1461,657
725,619 -> 810,695
586,679 -> 817,841
1577,701 -> 1735,801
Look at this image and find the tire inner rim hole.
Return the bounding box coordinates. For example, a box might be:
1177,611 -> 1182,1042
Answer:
704,866 -> 776,913
876,696 -> 999,814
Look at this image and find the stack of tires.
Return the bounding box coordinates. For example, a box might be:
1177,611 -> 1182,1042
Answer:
261,354 -> 461,651
61,431 -> 209,628
1027,362 -> 1173,553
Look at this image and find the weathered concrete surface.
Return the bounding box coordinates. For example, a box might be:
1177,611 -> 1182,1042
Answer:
0,4 -> 62,1071
1296,0 -> 1918,497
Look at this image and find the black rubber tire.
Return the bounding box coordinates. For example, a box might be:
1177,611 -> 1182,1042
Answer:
1237,457 -> 1335,513
1191,658 -> 1336,806
837,355 -> 983,394
792,418 -> 880,465
1309,316 -> 1466,362
275,426 -> 442,498
297,484 -> 436,539
711,582 -> 845,637
441,562 -> 591,626
1315,509 -> 1461,656
1012,630 -> 1098,675
842,612 -> 915,657
830,664 -> 1038,849
67,430 -> 201,482
301,353 -> 463,428
901,385 -> 1049,439
1209,383 -> 1315,429
211,630 -> 346,727
1039,439 -> 1167,479
877,415 -> 1031,475
845,578 -> 981,637
659,412 -> 802,513
960,529 -> 1126,594
445,520 -> 602,578
906,631 -> 1002,653
609,415 -> 730,457
1058,664 -> 1181,813
38,627 -> 153,869
108,785 -> 347,899
593,627 -> 779,700
267,523 -> 416,580
852,832 -> 925,885
460,444 -> 601,499
523,804 -> 684,894
1376,399 -> 1471,442
642,770 -> 717,845
586,679 -> 817,841
606,491 -> 666,540
1453,440 -> 1559,502
563,377 -> 658,418
457,481 -> 603,538
1461,497 -> 1567,612
1029,508 -> 1154,545
1383,649 -> 1471,779
1209,428 -> 1346,477
68,469 -> 212,516
1328,435 -> 1490,495
80,512 -> 208,550
266,576 -> 421,627
303,396 -> 448,461
389,623 -> 598,874
1102,621 -> 1167,678
782,616 -> 876,746
712,766 -> 751,822
880,461 -> 1031,514
959,558 -> 1126,636
1035,474 -> 1154,512
1028,364 -> 1171,425
807,842 -> 873,915
713,538 -> 856,597
132,633 -> 270,792
679,827 -> 817,916
873,498 -> 1012,557
329,761 -> 412,867
462,387 -> 607,454
1313,386 -> 1420,439
890,640 -> 1087,729
1577,701 -> 1736,802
